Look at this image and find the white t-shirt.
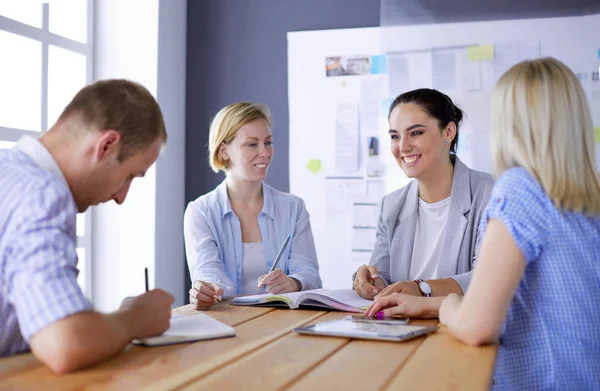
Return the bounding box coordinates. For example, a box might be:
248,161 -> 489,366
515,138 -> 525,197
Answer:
240,241 -> 267,295
408,196 -> 451,280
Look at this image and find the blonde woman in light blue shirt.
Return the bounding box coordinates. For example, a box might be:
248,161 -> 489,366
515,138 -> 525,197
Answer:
184,102 -> 322,310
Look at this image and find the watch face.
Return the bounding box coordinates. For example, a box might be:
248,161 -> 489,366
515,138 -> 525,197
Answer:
419,281 -> 432,295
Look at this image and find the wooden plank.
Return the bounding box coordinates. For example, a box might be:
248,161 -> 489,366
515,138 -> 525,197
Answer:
0,352 -> 39,381
285,319 -> 438,391
383,327 -> 498,391
174,300 -> 275,326
178,312 -> 352,390
0,309 -> 324,391
0,303 -> 275,391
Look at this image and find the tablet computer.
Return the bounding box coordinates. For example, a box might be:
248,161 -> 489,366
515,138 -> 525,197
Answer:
294,319 -> 437,342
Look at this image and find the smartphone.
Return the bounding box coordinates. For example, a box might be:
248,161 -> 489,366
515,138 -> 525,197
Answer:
343,315 -> 409,325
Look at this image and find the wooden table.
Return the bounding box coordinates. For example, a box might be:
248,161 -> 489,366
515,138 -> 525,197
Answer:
0,302 -> 497,390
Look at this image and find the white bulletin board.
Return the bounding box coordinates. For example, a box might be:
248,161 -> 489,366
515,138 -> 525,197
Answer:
288,14 -> 600,289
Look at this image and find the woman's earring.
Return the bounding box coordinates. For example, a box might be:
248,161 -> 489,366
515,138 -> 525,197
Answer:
445,140 -> 450,145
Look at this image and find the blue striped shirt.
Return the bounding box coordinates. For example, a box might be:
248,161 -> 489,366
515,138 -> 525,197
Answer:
184,180 -> 322,297
0,136 -> 92,356
480,167 -> 600,390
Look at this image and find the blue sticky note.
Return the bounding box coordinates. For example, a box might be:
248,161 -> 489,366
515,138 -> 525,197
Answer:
371,55 -> 387,74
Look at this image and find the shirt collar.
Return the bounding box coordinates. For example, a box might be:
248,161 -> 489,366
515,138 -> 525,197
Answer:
14,135 -> 69,188
216,179 -> 275,220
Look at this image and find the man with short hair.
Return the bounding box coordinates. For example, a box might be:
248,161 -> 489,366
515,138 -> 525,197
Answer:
0,79 -> 174,373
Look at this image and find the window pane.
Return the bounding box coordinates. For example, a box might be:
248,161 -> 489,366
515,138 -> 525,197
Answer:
49,0 -> 87,43
76,247 -> 86,294
0,141 -> 15,150
48,45 -> 86,127
76,213 -> 86,236
0,31 -> 42,131
0,0 -> 42,28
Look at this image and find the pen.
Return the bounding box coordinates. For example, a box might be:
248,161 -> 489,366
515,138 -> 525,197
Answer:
144,267 -> 149,292
268,234 -> 292,274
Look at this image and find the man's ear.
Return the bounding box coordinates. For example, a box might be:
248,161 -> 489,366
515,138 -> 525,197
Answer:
95,130 -> 121,162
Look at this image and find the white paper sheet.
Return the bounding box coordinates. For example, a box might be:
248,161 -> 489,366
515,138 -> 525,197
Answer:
457,48 -> 481,91
335,101 -> 360,174
408,51 -> 433,90
353,202 -> 379,228
325,180 -> 347,218
325,179 -> 366,219
359,78 -> 383,136
388,54 -> 410,96
351,227 -> 377,251
432,49 -> 457,92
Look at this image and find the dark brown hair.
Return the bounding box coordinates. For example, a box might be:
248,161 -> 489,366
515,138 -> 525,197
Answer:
389,88 -> 463,154
58,79 -> 167,161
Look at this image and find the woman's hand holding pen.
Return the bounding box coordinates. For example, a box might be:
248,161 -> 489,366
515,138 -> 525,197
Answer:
189,280 -> 224,310
258,269 -> 301,294
353,265 -> 385,299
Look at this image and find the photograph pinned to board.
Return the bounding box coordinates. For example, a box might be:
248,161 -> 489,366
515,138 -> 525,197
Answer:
365,137 -> 384,178
326,55 -> 371,76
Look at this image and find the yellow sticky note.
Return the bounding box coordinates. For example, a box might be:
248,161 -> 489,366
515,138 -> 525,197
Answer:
594,127 -> 600,143
467,45 -> 494,61
306,159 -> 323,174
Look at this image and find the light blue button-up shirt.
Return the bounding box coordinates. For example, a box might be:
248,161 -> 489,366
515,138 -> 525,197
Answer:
0,136 -> 92,356
184,180 -> 322,297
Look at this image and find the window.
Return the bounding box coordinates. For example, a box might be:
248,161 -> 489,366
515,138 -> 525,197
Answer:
0,0 -> 94,300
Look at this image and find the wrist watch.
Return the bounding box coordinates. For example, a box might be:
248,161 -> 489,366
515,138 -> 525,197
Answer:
413,279 -> 432,297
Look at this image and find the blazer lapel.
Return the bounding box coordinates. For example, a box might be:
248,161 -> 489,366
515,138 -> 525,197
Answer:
437,157 -> 471,278
389,181 -> 419,281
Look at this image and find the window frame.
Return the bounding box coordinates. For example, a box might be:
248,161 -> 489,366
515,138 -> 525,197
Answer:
0,1 -> 95,301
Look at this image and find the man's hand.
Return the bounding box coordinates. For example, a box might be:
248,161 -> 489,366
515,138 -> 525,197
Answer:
119,288 -> 174,339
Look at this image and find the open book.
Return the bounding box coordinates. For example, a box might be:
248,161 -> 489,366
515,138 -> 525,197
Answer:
133,312 -> 235,347
230,289 -> 372,313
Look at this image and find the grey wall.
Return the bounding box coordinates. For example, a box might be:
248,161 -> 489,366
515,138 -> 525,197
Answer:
184,0 -> 380,295
156,0 -> 186,306
381,0 -> 600,25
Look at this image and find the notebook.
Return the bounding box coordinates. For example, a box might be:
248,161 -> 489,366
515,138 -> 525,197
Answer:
133,312 -> 236,347
230,288 -> 373,313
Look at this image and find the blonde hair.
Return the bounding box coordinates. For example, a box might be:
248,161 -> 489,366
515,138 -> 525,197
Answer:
58,79 -> 167,162
208,102 -> 271,173
491,57 -> 600,213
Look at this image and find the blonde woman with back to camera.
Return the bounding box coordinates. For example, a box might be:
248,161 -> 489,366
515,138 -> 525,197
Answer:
185,103 -> 322,310
371,58 -> 600,389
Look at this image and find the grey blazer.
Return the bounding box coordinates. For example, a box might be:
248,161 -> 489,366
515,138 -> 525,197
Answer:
369,156 -> 495,293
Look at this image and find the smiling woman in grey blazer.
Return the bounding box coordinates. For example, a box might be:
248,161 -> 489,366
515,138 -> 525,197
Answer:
353,88 -> 494,317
